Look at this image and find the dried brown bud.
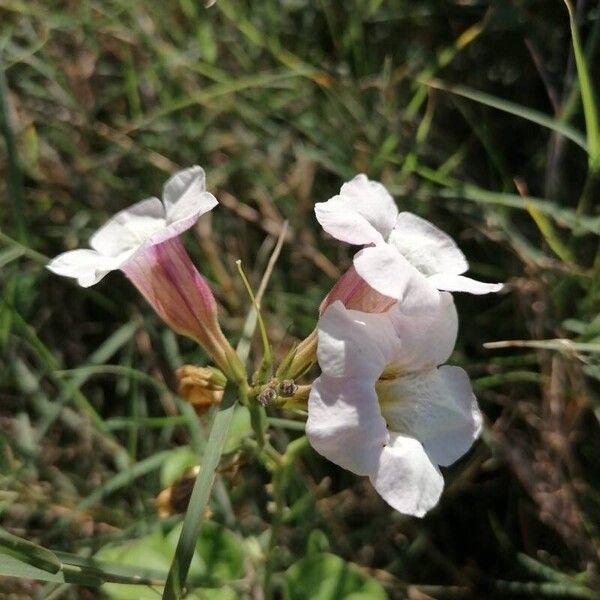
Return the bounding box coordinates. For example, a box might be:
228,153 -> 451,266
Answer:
278,379 -> 298,397
176,365 -> 225,415
155,466 -> 212,518
258,386 -> 278,407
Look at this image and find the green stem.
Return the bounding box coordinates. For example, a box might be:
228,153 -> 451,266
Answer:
263,436 -> 308,599
236,259 -> 273,380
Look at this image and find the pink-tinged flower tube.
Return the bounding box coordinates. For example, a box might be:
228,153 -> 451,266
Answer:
307,290 -> 482,517
320,265 -> 395,314
47,166 -> 245,383
315,174 -> 503,303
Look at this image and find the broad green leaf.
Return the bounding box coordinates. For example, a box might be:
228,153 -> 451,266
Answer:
222,406 -> 252,454
284,553 -> 388,600
306,530 -> 330,556
98,521 -> 244,599
97,530 -> 171,599
188,586 -> 237,600
160,447 -> 199,488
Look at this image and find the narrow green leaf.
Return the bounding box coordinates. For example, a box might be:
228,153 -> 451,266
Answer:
407,15 -> 488,119
525,201 -> 576,265
0,552 -> 167,587
0,555 -> 99,586
56,552 -> 167,586
415,166 -> 600,235
0,66 -> 27,243
77,450 -> 172,511
564,0 -> 600,171
424,78 -> 588,152
0,229 -> 49,265
161,384 -> 239,600
0,528 -> 61,574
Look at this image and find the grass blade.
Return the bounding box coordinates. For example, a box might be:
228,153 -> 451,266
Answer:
0,553 -> 167,586
415,165 -> 600,235
424,78 -> 588,152
161,383 -> 239,600
0,528 -> 61,574
0,67 -> 26,243
563,0 -> 600,171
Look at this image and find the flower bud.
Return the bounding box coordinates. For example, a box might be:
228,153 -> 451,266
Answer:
176,365 -> 225,415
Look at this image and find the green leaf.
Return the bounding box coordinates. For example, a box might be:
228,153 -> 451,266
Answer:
0,550 -> 167,588
415,166 -> 600,235
284,553 -> 388,600
162,385 -> 239,599
424,78 -> 588,152
160,447 -> 199,488
0,528 -> 61,574
188,587 -> 238,600
0,555 -> 100,586
169,521 -> 244,584
97,521 -> 244,598
564,0 -> 600,171
97,533 -> 170,599
222,406 -> 252,454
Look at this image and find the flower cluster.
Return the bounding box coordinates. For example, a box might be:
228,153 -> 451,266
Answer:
48,167 -> 502,518
306,174 -> 502,516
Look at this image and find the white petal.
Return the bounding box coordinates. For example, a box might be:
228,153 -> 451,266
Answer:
315,174 -> 397,245
161,166 -> 218,237
307,374 -> 388,476
89,197 -> 165,257
387,292 -> 458,372
369,433 -> 443,517
47,249 -> 124,287
388,212 -> 468,276
317,301 -> 401,379
378,366 -> 482,467
427,273 -> 504,295
353,244 -> 440,310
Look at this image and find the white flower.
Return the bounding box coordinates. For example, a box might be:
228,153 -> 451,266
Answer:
47,167 -> 245,383
306,292 -> 482,517
47,166 -> 217,287
315,174 -> 503,304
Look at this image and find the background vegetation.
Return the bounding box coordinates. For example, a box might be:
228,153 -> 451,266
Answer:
1,0 -> 599,598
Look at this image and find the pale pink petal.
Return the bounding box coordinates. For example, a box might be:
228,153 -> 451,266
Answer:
89,197 -> 165,257
388,212 -> 468,276
427,273 -> 504,295
307,374 -> 388,476
320,265 -> 396,314
353,244 -> 440,310
387,292 -> 458,372
315,174 -> 397,245
378,366 -> 482,467
369,433 -> 443,517
46,249 -> 125,287
317,301 -> 401,379
161,166 -> 218,239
